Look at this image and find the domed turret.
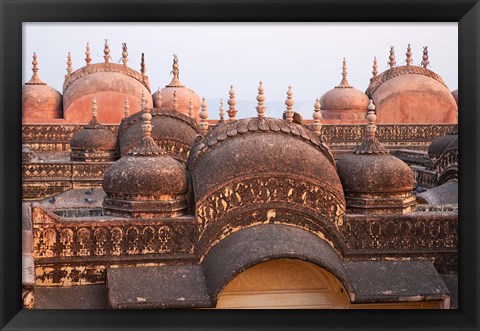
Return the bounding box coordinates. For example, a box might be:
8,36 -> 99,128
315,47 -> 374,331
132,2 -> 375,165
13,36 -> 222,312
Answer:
336,100 -> 416,215
320,58 -> 369,124
62,41 -> 153,124
428,124 -> 458,160
366,45 -> 457,124
152,55 -> 201,120
103,103 -> 189,218
70,98 -> 118,162
22,53 -> 63,121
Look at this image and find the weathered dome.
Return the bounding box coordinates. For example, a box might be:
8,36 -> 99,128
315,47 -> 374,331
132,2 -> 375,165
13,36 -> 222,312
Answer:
336,102 -> 415,214
118,108 -> 200,162
320,59 -> 369,124
103,109 -> 189,218
366,47 -> 456,124
427,124 -> 458,160
70,99 -> 118,162
22,53 -> 63,120
152,55 -> 201,120
62,42 -> 152,124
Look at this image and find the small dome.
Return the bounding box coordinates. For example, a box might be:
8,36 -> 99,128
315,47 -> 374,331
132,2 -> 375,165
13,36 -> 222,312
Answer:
22,53 -> 63,120
103,108 -> 189,218
336,102 -> 415,214
70,98 -> 118,162
152,55 -> 201,120
427,125 -> 458,159
320,59 -> 369,124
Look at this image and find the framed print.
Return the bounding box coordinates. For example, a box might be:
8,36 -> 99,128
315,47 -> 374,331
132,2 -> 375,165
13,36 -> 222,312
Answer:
1,0 -> 479,330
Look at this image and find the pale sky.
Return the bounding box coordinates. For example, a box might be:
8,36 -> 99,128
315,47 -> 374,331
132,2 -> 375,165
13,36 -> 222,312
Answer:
23,23 -> 458,118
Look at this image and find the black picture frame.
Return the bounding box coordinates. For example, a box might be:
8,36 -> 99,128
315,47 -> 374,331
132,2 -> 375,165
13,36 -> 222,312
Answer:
1,0 -> 479,330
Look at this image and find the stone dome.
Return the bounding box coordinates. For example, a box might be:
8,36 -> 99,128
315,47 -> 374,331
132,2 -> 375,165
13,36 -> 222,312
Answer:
428,125 -> 458,160
103,109 -> 189,218
22,53 -> 63,120
69,99 -> 118,162
62,42 -> 153,124
336,103 -> 415,214
118,108 -> 200,162
152,55 -> 201,120
320,59 -> 369,124
366,47 -> 457,124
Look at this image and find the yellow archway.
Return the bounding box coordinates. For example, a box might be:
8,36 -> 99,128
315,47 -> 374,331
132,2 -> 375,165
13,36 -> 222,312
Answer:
216,259 -> 442,309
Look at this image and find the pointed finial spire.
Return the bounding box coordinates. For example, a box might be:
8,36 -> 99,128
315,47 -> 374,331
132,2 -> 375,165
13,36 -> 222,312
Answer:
365,99 -> 377,138
284,86 -> 294,122
372,56 -> 378,78
388,46 -> 396,68
312,98 -> 323,135
26,52 -> 46,85
199,97 -> 209,135
141,100 -> 152,138
406,44 -> 412,66
337,58 -> 351,88
85,42 -> 92,66
188,97 -> 193,118
91,97 -> 98,119
122,43 -> 128,66
140,89 -> 146,112
172,90 -> 178,111
140,53 -> 147,76
227,85 -> 237,122
421,46 -> 430,68
156,87 -> 162,109
219,99 -> 225,121
256,81 -> 266,117
166,54 -> 184,87
66,52 -> 73,76
124,97 -> 130,118
103,39 -> 110,63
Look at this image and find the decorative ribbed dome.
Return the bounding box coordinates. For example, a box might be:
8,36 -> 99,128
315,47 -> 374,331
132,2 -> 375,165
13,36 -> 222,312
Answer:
103,105 -> 189,218
22,53 -> 63,120
70,98 -> 118,162
366,45 -> 457,124
320,58 -> 369,124
62,41 -> 152,124
336,100 -> 416,215
152,55 -> 201,120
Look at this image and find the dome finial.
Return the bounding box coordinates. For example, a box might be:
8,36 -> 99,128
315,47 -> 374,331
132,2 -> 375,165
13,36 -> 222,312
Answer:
140,53 -> 146,76
312,98 -> 323,135
188,97 -> 193,118
85,42 -> 91,66
406,43 -> 413,66
371,56 -> 378,78
91,97 -> 98,120
122,43 -> 128,66
219,98 -> 225,121
141,99 -> 152,139
140,89 -> 146,112
365,99 -> 377,138
227,85 -> 237,122
66,52 -> 73,76
103,39 -> 110,63
124,97 -> 130,118
337,58 -> 351,88
421,46 -> 430,68
26,52 -> 46,85
388,46 -> 396,68
166,54 -> 184,87
284,85 -> 294,122
156,87 -> 162,109
256,81 -> 266,117
172,90 -> 178,111
199,97 -> 209,135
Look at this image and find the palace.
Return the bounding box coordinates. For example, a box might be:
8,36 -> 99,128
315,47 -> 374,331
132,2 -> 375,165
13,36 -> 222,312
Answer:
21,41 -> 458,309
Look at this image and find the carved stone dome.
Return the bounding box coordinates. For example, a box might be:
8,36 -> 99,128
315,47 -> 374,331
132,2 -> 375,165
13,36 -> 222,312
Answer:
69,99 -> 118,162
152,55 -> 201,120
336,103 -> 415,215
366,46 -> 456,124
320,59 -> 369,124
22,53 -> 63,120
428,125 -> 458,160
103,109 -> 189,218
62,42 -> 152,124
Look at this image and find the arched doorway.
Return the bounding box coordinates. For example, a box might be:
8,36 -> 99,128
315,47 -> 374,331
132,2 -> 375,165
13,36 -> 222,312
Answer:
216,258 -> 442,309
